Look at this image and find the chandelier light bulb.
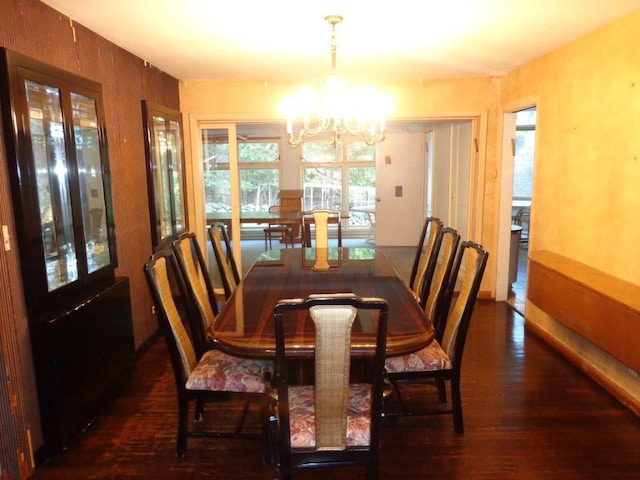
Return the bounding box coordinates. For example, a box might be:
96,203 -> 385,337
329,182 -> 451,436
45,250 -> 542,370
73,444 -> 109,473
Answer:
281,15 -> 392,148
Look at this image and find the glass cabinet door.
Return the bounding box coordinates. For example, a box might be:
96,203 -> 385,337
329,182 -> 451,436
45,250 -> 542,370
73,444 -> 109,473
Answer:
25,80 -> 79,291
0,48 -> 117,315
142,101 -> 187,250
71,92 -> 111,274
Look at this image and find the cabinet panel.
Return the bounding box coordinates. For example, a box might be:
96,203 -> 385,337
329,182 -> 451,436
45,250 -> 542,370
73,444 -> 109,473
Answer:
30,277 -> 135,458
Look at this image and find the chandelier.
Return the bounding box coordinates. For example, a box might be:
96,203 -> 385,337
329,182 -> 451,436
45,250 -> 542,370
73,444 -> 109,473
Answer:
281,15 -> 393,148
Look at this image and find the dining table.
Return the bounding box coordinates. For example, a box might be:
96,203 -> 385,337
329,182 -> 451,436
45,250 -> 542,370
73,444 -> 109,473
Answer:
209,246 -> 434,359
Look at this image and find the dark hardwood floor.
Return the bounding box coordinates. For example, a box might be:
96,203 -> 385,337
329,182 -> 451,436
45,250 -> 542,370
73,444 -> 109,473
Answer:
30,301 -> 640,479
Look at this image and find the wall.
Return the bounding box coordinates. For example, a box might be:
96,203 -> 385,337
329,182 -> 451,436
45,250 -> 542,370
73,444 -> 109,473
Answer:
0,0 -> 179,469
500,10 -> 640,409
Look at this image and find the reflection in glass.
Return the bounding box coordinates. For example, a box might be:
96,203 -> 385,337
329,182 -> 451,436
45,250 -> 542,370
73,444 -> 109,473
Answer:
26,80 -> 78,291
302,247 -> 342,271
347,247 -> 376,260
143,101 -> 188,249
168,119 -> 186,233
152,114 -> 172,238
71,92 -> 110,274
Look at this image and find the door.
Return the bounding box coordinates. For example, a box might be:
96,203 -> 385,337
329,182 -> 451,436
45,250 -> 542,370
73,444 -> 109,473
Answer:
431,121 -> 472,236
374,130 -> 426,245
192,123 -> 242,274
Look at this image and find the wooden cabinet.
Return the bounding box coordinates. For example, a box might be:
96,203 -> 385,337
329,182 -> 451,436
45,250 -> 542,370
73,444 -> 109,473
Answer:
0,49 -> 134,462
30,277 -> 135,460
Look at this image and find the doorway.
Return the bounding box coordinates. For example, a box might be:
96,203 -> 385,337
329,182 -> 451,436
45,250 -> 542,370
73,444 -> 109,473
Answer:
506,108 -> 536,313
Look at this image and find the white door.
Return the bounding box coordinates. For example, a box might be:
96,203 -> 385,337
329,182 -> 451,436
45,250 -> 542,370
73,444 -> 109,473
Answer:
374,131 -> 427,246
431,121 -> 472,237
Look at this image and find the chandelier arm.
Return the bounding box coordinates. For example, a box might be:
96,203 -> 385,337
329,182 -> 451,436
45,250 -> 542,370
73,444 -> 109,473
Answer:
282,15 -> 390,149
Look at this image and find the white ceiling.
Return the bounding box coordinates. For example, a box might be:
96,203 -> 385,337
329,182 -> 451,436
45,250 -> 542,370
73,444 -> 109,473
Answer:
42,0 -> 640,82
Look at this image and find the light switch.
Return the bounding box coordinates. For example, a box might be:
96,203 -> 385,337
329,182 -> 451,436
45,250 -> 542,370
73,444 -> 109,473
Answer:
2,225 -> 10,251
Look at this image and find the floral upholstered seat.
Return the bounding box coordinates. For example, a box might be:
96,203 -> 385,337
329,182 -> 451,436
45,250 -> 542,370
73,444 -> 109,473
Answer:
384,340 -> 451,374
186,349 -> 271,393
287,384 -> 372,449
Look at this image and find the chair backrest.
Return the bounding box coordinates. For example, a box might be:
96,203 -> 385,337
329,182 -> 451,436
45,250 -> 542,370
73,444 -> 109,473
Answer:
172,231 -> 218,356
144,250 -> 197,391
420,227 -> 460,339
274,294 -> 388,453
439,241 -> 488,371
409,217 -> 443,296
208,222 -> 240,299
303,210 -> 341,248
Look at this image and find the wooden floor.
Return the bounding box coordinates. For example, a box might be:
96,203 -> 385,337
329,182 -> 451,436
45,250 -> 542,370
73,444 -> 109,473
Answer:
29,301 -> 640,480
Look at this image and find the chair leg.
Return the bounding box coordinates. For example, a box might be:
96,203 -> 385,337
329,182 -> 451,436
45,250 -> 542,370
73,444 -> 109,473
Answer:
177,395 -> 189,457
263,399 -> 278,466
451,377 -> 464,434
367,460 -> 379,480
389,378 -> 406,413
436,377 -> 447,403
194,398 -> 205,421
264,232 -> 269,250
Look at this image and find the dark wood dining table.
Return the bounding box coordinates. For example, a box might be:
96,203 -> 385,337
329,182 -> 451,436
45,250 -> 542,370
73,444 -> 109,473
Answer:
210,247 -> 434,359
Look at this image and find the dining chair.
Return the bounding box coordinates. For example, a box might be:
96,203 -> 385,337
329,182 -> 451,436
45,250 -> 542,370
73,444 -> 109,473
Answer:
263,205 -> 293,250
208,222 -> 241,300
302,209 -> 342,248
144,249 -> 272,457
271,293 -> 389,479
171,231 -> 220,357
419,227 -> 461,339
408,217 -> 443,303
385,241 -> 489,434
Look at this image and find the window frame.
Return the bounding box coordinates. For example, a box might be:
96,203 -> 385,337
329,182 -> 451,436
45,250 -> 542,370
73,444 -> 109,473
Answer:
300,139 -> 376,226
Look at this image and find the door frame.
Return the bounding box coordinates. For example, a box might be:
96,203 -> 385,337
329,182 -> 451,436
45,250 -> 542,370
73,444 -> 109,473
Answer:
496,103 -> 537,302
186,112 -> 488,273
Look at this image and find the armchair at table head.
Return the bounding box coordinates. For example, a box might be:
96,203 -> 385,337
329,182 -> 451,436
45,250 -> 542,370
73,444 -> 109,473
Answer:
272,293 -> 388,479
385,241 -> 488,434
143,249 -> 272,457
208,222 -> 241,300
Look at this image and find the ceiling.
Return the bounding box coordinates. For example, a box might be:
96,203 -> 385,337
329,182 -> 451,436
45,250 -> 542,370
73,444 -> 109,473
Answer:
42,0 -> 640,82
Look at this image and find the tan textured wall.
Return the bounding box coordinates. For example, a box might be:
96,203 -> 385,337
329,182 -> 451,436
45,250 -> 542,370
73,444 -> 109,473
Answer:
501,10 -> 640,283
501,9 -> 640,410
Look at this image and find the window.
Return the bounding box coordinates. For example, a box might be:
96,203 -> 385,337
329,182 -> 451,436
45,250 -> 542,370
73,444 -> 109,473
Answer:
201,132 -> 282,215
514,109 -> 536,200
301,140 -> 376,227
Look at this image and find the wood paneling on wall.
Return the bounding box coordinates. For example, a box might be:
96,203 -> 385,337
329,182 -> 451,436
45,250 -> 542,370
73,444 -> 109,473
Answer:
528,250 -> 640,373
